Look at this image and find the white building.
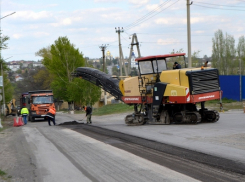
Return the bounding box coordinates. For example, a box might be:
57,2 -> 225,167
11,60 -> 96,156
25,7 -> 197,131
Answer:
7,63 -> 21,72
15,75 -> 23,82
131,51 -> 138,68
33,62 -> 44,67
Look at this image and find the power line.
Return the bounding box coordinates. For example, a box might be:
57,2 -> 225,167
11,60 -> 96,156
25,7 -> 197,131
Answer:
121,34 -> 131,43
193,4 -> 245,11
131,32 -> 213,36
194,1 -> 245,8
125,0 -> 180,31
125,0 -> 178,30
125,0 -> 172,29
140,41 -> 212,44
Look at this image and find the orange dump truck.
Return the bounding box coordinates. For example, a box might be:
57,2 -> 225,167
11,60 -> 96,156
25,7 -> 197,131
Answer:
27,90 -> 55,122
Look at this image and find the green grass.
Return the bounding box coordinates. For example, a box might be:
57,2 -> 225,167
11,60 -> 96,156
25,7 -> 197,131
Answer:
73,99 -> 244,117
197,99 -> 243,111
92,103 -> 134,116
206,98 -> 236,104
0,169 -> 6,176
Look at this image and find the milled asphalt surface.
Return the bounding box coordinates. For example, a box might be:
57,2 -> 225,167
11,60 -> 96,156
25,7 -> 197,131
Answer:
0,110 -> 244,182
0,115 -> 201,182
60,110 -> 245,165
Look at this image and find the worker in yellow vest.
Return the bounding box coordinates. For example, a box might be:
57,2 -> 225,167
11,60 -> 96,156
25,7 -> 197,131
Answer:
21,107 -> 29,125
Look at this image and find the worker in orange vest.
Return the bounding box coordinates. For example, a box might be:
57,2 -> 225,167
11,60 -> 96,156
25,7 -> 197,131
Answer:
46,108 -> 56,126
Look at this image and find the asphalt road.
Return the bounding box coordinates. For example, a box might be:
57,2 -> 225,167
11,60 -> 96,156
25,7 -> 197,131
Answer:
0,110 -> 245,182
65,110 -> 245,165
0,114 -> 198,182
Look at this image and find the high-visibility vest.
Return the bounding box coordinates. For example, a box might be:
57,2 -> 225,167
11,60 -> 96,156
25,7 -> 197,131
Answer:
21,107 -> 29,114
49,108 -> 56,115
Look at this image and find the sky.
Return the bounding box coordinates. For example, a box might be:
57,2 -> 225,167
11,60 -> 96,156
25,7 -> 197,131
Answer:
1,0 -> 245,62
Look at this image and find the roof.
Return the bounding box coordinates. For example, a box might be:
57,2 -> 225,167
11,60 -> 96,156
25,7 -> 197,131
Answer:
135,53 -> 186,62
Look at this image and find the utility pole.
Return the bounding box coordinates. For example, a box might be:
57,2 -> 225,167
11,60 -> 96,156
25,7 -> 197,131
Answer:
240,58 -> 242,102
99,44 -> 108,73
128,33 -> 141,75
187,0 -> 192,68
115,27 -> 128,77
99,44 -> 108,105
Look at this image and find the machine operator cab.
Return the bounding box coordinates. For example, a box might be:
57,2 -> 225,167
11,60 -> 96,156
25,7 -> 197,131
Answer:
136,53 -> 186,76
135,53 -> 186,90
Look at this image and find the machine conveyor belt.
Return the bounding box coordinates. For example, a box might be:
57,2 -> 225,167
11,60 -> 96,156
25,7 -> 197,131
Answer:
73,67 -> 123,101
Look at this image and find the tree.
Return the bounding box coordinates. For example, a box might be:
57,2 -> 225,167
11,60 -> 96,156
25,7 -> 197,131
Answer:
237,36 -> 245,75
0,31 -> 9,50
3,72 -> 14,104
212,29 -> 224,73
38,36 -> 100,109
212,29 -> 237,75
167,48 -> 185,69
112,58 -> 118,65
33,67 -> 53,90
14,67 -> 49,97
112,66 -> 119,76
0,31 -> 14,105
192,50 -> 202,67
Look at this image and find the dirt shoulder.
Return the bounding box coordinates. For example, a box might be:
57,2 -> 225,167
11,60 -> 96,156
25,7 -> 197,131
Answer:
0,116 -> 38,182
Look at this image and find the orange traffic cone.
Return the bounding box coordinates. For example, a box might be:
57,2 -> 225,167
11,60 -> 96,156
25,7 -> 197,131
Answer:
13,116 -> 23,127
18,117 -> 24,126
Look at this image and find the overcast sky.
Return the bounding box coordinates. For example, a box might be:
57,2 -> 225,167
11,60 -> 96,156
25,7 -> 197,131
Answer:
1,0 -> 245,62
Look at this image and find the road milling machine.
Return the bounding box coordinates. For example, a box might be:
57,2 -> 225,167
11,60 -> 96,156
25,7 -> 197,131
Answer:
74,53 -> 221,125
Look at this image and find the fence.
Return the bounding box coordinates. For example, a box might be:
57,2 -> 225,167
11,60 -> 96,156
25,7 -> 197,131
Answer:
219,75 -> 245,101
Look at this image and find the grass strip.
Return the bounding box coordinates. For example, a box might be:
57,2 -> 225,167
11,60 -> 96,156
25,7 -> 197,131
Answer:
0,169 -> 6,176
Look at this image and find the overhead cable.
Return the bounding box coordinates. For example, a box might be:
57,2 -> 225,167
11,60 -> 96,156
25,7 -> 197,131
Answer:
125,0 -> 172,29
194,1 -> 245,8
193,4 -> 245,11
125,0 -> 180,31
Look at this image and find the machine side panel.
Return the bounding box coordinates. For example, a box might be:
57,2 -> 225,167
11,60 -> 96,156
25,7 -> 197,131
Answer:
179,69 -> 189,87
123,77 -> 141,96
164,84 -> 187,96
121,96 -> 153,104
191,91 -> 220,103
160,70 -> 180,85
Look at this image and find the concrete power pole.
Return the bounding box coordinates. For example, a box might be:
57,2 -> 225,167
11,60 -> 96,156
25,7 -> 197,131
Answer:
187,0 -> 192,68
115,27 -> 128,76
99,44 -> 108,105
128,33 -> 141,75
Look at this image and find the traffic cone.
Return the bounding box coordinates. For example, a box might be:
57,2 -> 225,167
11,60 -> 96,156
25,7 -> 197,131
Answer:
0,119 -> 3,128
19,117 -> 24,126
13,116 -> 23,127
13,117 -> 18,127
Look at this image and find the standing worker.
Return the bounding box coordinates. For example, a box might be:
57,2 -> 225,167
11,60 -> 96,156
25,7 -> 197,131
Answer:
173,62 -> 181,69
83,106 -> 92,124
46,108 -> 56,126
20,107 -> 29,125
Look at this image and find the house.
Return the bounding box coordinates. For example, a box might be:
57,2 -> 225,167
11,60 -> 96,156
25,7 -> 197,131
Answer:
15,75 -> 23,82
33,62 -> 44,67
7,63 -> 21,72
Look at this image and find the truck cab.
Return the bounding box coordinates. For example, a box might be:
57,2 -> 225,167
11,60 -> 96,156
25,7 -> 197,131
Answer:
28,90 -> 55,122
